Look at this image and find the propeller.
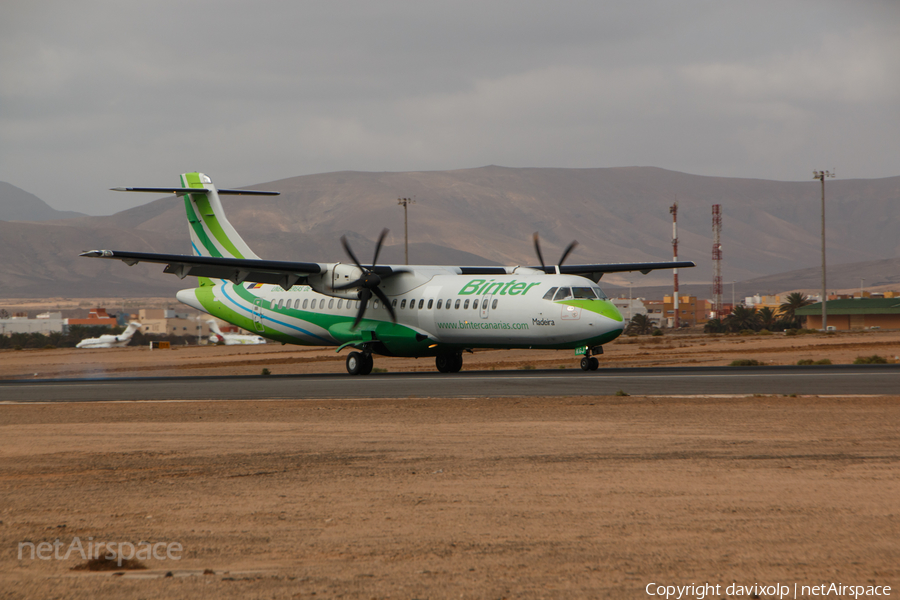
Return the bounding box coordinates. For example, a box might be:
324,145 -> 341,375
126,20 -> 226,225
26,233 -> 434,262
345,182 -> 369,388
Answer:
533,232 -> 578,273
335,229 -> 397,329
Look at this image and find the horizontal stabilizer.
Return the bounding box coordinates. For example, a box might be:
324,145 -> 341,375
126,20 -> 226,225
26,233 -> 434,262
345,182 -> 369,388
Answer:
110,187 -> 279,196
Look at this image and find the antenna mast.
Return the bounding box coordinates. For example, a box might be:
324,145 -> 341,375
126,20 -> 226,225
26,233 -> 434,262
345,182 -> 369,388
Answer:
712,204 -> 723,319
670,201 -> 679,329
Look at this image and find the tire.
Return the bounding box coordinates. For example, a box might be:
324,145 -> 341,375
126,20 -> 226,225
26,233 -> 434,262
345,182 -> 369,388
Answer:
580,357 -> 591,371
589,357 -> 599,371
346,351 -> 363,375
450,353 -> 463,373
435,353 -> 453,373
359,354 -> 374,375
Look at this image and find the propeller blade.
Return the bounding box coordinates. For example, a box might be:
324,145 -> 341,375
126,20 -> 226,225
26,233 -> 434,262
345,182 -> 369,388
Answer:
340,235 -> 365,271
372,287 -> 396,323
532,232 -> 546,271
351,288 -> 372,330
558,240 -> 579,266
370,228 -> 389,268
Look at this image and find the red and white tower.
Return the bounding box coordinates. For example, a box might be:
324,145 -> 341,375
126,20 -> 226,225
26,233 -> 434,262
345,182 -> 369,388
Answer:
712,204 -> 723,319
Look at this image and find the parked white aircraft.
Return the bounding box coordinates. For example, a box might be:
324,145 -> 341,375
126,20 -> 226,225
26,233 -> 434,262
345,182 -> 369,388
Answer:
75,321 -> 142,349
208,320 -> 266,345
82,172 -> 694,374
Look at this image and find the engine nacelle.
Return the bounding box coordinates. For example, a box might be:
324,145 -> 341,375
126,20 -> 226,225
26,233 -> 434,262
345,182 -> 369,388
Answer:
307,263 -> 365,299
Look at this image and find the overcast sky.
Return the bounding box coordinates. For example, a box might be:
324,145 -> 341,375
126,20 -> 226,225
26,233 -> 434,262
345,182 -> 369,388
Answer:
2,1 -> 899,215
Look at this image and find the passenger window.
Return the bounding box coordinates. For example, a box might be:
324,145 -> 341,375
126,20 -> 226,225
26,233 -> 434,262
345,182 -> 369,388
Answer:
374,300 -> 379,309
328,299 -> 334,309
392,299 -> 397,308
553,287 -> 572,301
473,299 -> 479,310
400,299 -> 407,309
319,299 -> 326,309
302,299 -> 308,309
455,299 -> 460,309
463,299 -> 470,309
427,299 -> 433,309
436,299 -> 442,309
492,299 -> 498,309
543,287 -> 558,300
418,299 -> 424,309
337,299 -> 343,309
446,299 -> 452,309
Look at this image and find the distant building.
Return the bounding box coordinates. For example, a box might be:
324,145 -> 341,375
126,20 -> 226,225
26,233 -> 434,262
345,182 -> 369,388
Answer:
611,298 -> 647,321
0,312 -> 66,335
138,308 -> 213,338
67,307 -> 117,328
644,300 -> 665,328
662,295 -> 710,327
796,298 -> 900,330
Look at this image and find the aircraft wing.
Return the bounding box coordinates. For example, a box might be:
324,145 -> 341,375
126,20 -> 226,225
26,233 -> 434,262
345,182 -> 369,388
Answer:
458,261 -> 696,279
80,250 -> 331,289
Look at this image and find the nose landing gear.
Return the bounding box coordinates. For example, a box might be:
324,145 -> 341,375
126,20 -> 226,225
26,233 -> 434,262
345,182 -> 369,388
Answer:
579,345 -> 602,371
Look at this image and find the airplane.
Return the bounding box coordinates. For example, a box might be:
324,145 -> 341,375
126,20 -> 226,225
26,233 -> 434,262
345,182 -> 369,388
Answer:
75,321 -> 142,349
207,319 -> 266,345
81,172 -> 695,374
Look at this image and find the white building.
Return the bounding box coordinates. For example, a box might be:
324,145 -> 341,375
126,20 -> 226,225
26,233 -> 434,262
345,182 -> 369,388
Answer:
611,298 -> 647,322
0,312 -> 66,335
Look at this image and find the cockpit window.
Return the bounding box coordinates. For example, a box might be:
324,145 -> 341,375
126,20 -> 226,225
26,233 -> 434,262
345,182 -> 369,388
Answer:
572,287 -> 597,299
543,287 -> 558,300
592,286 -> 608,299
552,287 -> 572,301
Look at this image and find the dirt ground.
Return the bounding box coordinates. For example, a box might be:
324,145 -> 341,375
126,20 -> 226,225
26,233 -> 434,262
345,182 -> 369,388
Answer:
1,331 -> 899,598
1,329 -> 899,380
1,396 -> 898,599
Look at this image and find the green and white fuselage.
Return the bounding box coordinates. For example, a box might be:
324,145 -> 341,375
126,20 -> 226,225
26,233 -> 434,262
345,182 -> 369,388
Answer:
176,274 -> 624,357
84,172 -> 694,374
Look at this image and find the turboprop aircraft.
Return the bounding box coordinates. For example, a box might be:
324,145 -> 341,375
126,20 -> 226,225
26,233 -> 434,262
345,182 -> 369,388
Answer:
207,320 -> 266,345
81,172 -> 694,374
75,321 -> 142,349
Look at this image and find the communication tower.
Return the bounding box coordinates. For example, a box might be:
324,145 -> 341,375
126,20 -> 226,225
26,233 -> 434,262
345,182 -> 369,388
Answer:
711,204 -> 723,319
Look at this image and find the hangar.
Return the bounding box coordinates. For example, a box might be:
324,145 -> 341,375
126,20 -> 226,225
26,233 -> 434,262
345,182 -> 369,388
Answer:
796,298 -> 900,330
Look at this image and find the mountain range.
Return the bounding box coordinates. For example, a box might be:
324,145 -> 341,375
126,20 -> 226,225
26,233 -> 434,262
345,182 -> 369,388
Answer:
1,166 -> 899,298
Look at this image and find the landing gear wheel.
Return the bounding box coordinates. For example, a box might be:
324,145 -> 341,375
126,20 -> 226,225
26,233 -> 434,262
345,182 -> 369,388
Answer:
346,351 -> 364,375
436,352 -> 463,373
589,356 -> 599,371
359,353 -> 374,375
435,353 -> 454,373
580,357 -> 591,371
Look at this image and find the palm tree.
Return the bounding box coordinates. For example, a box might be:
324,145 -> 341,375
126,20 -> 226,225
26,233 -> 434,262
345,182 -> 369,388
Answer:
779,292 -> 813,328
625,313 -> 655,336
757,306 -> 778,331
704,318 -> 727,333
724,305 -> 760,332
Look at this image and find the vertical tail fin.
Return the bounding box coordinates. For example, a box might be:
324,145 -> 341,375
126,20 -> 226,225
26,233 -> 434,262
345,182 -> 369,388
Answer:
181,172 -> 260,260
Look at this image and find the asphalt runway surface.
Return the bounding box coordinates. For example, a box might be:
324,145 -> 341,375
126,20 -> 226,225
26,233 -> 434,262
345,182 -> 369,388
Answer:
1,365 -> 898,402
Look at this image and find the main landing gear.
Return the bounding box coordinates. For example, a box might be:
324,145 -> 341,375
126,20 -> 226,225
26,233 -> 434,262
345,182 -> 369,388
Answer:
346,351 -> 374,375
435,351 -> 463,373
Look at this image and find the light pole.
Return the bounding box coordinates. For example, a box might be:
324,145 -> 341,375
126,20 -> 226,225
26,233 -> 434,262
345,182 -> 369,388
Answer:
813,170 -> 835,330
397,197 -> 415,265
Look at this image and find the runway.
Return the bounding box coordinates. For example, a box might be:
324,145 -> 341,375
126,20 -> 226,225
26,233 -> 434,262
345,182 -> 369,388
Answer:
1,365 -> 898,402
